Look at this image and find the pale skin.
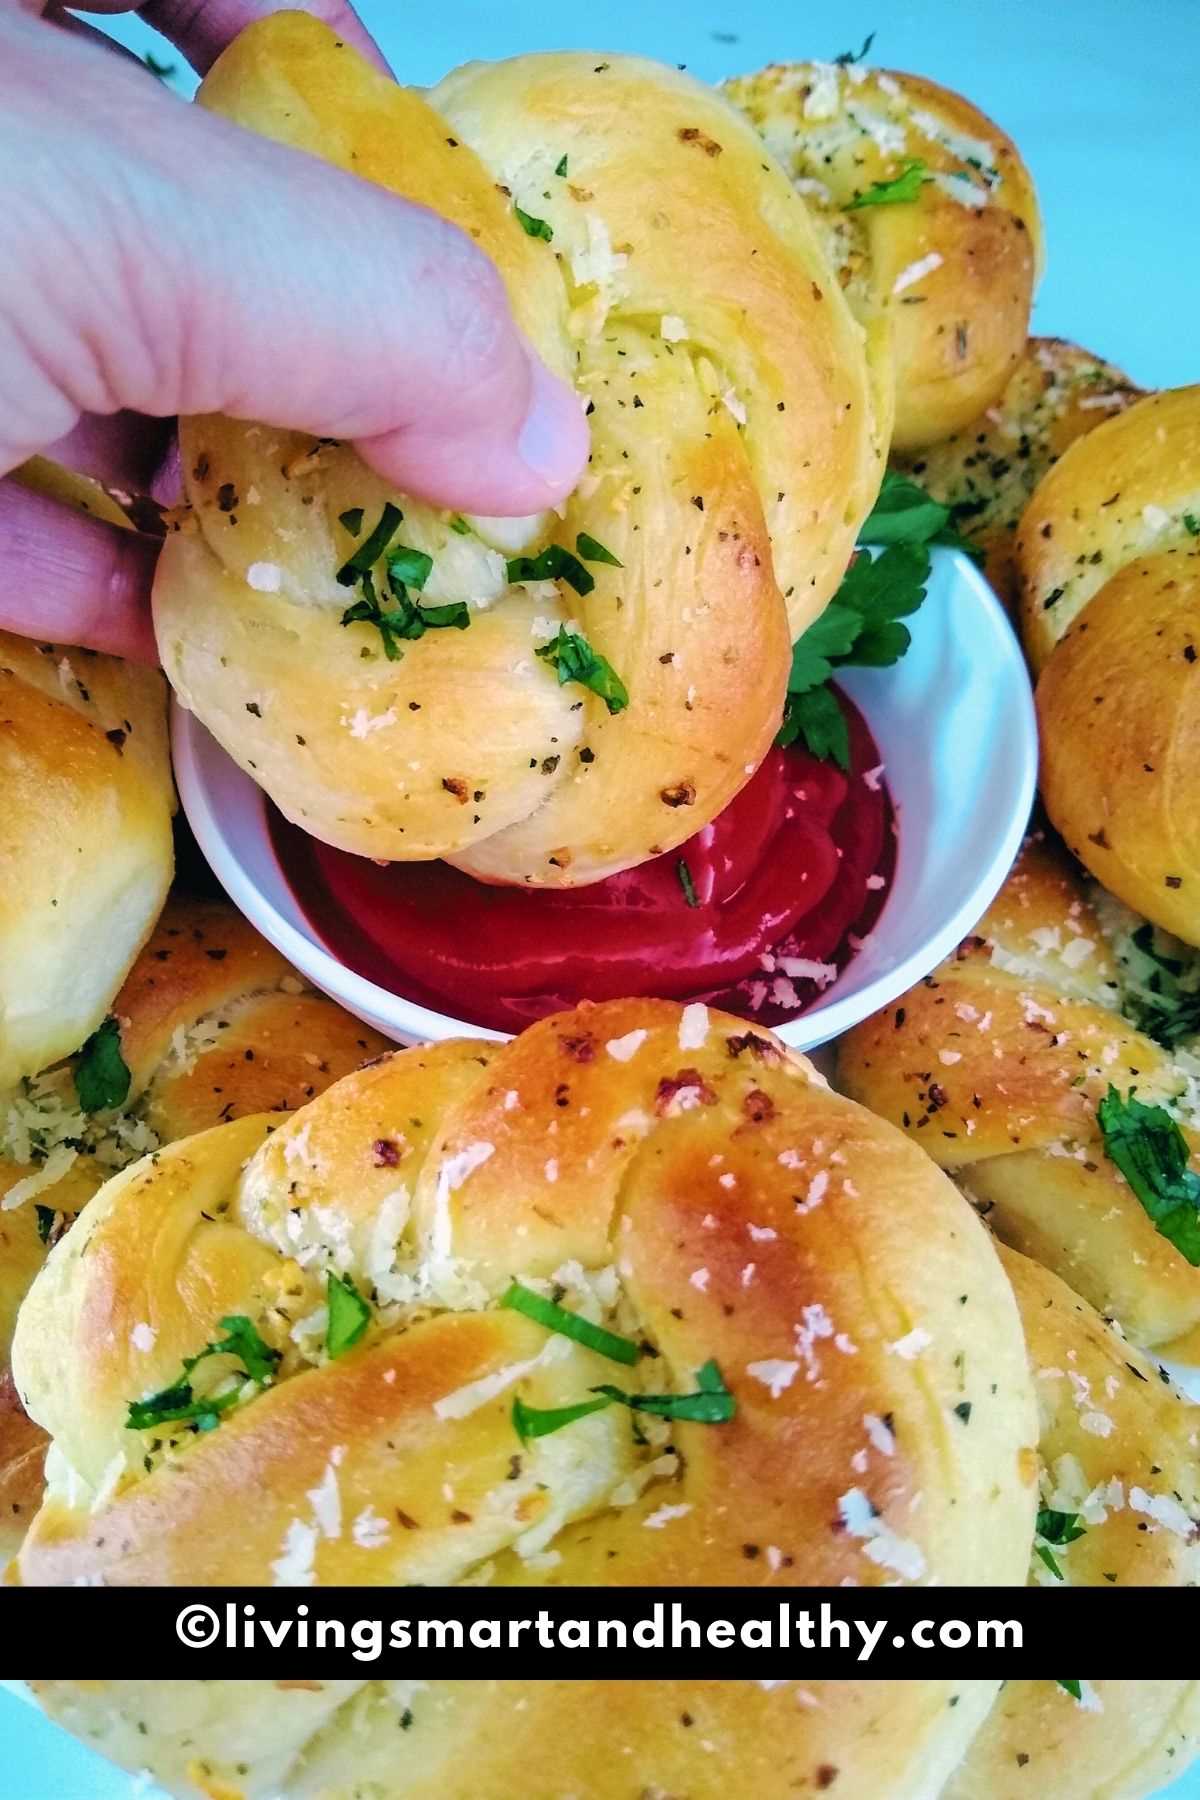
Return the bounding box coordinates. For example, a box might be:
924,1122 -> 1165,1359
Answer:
0,0 -> 589,659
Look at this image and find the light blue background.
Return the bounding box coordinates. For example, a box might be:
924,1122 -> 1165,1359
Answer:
9,3 -> 1198,1794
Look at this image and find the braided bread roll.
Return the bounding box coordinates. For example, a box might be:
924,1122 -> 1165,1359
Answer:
0,896 -> 388,1562
26,1676 -> 1200,1800
893,338 -> 1143,605
12,997 -> 1036,1586
723,61 -> 1041,452
28,1679 -> 1004,1800
153,16 -> 881,885
944,1679 -> 1200,1800
1017,387 -> 1200,942
0,631 -> 173,1090
838,835 -> 1200,1360
1003,1245 -> 1199,1589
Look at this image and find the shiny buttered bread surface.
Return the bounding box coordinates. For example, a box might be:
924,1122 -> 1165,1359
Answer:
153,15 -> 882,884
0,897 -> 389,1561
724,61 -> 1041,451
839,836 -> 1200,1361
0,632 -> 173,1091
28,1677 -> 1200,1800
13,999 -> 1036,1587
1016,386 -> 1200,943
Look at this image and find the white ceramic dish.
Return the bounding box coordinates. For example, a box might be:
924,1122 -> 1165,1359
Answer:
172,546 -> 1036,1052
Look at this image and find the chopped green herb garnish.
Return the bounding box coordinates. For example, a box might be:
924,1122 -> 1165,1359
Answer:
501,1280 -> 640,1365
576,531 -> 623,568
341,571 -> 469,660
515,205 -> 554,242
143,51 -> 177,80
1184,513 -> 1200,537
845,159 -> 929,210
555,154 -> 569,177
591,1358 -> 736,1424
511,1360 -> 735,1442
1036,1508 -> 1087,1545
1035,1544 -> 1064,1580
335,502 -> 404,587
1057,1681 -> 1083,1700
507,544 -> 595,596
125,1314 -> 281,1434
535,627 -> 629,714
74,1016 -> 131,1114
1118,922 -> 1200,1047
512,1393 -> 612,1444
834,31 -> 875,65
676,857 -> 700,908
387,545 -> 434,593
449,515 -> 471,535
326,1271 -> 372,1359
1097,1086 -> 1200,1264
338,507 -> 364,536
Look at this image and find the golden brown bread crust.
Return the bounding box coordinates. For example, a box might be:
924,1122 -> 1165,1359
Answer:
154,17 -> 881,884
894,337 -> 1143,605
0,632 -> 174,1089
13,998 -> 1036,1587
723,62 -> 1041,452
945,1680 -> 1200,1800
29,1679 -> 1005,1800
1016,386 -> 1200,942
837,835 -> 1200,1358
1002,1246 -> 1200,1588
0,896 -> 389,1565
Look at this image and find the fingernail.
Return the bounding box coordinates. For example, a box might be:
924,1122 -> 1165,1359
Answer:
516,354 -> 589,496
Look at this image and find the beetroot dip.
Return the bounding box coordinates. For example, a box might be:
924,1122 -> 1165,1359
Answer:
269,685 -> 895,1033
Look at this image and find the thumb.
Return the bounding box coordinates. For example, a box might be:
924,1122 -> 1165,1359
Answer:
0,9 -> 588,515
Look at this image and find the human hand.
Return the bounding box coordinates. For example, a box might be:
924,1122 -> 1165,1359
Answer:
0,1 -> 589,659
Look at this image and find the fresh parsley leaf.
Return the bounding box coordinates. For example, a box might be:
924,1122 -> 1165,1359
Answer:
1097,1087 -> 1200,1264
501,1280 -> 640,1365
1035,1544 -> 1065,1580
845,159 -> 929,210
74,1016 -> 131,1114
1184,513 -> 1199,537
576,531 -> 623,568
326,1271 -> 372,1359
555,154 -> 569,178
507,544 -> 595,596
776,542 -> 931,764
512,1393 -> 611,1444
860,469 -> 983,561
676,857 -> 700,908
1036,1508 -> 1087,1545
338,507 -> 364,536
834,31 -> 875,65
125,1314 -> 281,1434
336,502 -> 404,586
777,684 -> 851,771
387,545 -> 434,593
591,1358 -> 736,1424
1057,1681 -> 1083,1700
514,205 -> 553,242
535,628 -> 629,714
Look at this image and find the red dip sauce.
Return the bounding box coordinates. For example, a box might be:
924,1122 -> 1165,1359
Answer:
269,686 -> 895,1033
